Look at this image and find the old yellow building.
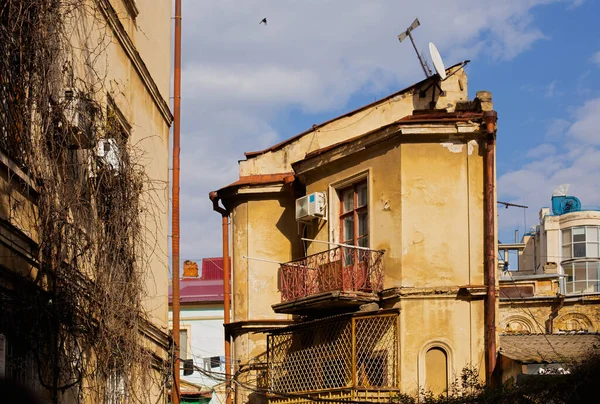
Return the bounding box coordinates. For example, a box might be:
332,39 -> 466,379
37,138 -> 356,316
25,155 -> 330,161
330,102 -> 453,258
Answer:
1,1 -> 171,402
211,63 -> 500,403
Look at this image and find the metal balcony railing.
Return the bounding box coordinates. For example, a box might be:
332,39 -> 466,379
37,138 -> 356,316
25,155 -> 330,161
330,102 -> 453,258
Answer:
279,245 -> 385,302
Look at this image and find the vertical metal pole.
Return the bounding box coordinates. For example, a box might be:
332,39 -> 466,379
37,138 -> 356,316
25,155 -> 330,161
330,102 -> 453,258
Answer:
407,31 -> 430,78
483,111 -> 498,385
223,215 -> 232,404
172,0 -> 182,402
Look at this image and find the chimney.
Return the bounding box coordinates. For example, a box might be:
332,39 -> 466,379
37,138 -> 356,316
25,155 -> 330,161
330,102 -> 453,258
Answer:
183,260 -> 199,277
476,91 -> 493,111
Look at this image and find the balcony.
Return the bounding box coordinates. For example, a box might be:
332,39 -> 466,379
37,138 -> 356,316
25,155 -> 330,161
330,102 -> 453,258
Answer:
267,310 -> 398,404
272,246 -> 385,315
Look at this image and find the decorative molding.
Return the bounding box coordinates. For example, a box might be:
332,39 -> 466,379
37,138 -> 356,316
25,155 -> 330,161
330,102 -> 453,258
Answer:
95,0 -> 173,125
107,94 -> 132,132
122,0 -> 139,19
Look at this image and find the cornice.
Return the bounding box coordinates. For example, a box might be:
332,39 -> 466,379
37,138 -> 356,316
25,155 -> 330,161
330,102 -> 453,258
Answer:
96,0 -> 173,125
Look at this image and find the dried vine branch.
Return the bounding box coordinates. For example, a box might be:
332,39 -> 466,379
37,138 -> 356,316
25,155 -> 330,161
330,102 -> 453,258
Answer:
0,1 -> 168,402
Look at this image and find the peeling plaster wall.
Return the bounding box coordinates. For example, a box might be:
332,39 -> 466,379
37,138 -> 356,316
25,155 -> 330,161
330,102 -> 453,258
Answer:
225,67 -> 484,400
303,136 -> 484,288
300,134 -> 486,391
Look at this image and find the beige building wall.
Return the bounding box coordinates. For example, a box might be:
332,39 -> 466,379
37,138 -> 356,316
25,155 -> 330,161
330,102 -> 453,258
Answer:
0,1 -> 172,401
300,129 -> 486,394
217,66 -> 495,401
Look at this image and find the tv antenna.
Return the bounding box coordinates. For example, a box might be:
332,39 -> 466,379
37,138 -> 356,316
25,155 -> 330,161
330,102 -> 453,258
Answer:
398,18 -> 432,78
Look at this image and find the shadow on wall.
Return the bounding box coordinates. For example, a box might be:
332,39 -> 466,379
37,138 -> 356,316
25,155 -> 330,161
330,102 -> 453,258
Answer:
0,378 -> 45,404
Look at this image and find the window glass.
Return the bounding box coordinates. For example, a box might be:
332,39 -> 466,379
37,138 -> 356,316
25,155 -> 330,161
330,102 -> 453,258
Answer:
358,237 -> 369,248
587,227 -> 599,242
586,243 -> 599,258
562,245 -> 571,259
572,281 -> 587,293
180,329 -> 188,360
357,183 -> 368,207
562,229 -> 571,245
343,216 -> 354,242
358,211 -> 368,237
587,262 -> 600,280
343,190 -> 354,213
573,243 -> 586,258
573,227 -> 586,242
339,180 -> 368,249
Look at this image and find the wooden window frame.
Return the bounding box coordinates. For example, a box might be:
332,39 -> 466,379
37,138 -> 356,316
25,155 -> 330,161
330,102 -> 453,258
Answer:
339,180 -> 368,248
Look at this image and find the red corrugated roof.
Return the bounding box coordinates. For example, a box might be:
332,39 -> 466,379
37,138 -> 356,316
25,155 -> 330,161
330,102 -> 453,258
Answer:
201,257 -> 226,280
169,278 -> 226,304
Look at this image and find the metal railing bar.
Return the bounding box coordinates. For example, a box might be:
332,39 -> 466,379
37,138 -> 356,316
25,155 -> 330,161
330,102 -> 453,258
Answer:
301,238 -> 385,253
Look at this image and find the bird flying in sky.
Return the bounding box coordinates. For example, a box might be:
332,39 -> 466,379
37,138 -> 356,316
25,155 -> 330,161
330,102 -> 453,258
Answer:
259,17 -> 267,25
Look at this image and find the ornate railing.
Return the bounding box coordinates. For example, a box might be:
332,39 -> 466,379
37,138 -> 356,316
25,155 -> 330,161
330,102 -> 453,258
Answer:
279,246 -> 385,302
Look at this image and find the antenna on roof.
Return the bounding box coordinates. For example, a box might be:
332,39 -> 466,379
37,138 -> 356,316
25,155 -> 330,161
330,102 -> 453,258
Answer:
398,18 -> 432,78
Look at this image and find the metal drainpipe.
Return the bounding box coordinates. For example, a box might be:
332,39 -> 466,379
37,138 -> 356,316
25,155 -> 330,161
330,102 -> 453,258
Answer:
172,0 -> 182,403
483,110 -> 498,385
209,192 -> 232,404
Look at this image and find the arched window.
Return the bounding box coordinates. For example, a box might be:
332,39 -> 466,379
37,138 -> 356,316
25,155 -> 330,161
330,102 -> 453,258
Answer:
425,347 -> 448,395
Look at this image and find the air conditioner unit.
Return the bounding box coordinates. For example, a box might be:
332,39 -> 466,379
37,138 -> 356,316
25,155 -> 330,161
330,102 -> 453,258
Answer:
296,192 -> 327,222
61,88 -> 96,148
96,138 -> 121,171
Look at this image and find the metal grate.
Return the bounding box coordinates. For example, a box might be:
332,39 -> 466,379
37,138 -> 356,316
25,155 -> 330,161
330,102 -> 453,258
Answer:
355,315 -> 397,388
268,313 -> 398,398
279,246 -> 385,302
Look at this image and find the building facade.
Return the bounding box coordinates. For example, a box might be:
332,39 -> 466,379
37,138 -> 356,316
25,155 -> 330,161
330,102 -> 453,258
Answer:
498,186 -> 600,335
0,1 -> 172,402
497,187 -> 600,382
211,64 -> 500,403
169,259 -> 228,404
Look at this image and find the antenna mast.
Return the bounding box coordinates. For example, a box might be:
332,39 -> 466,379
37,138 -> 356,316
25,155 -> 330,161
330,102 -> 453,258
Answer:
398,18 -> 432,78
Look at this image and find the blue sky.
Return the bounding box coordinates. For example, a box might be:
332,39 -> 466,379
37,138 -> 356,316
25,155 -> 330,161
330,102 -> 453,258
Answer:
177,0 -> 600,259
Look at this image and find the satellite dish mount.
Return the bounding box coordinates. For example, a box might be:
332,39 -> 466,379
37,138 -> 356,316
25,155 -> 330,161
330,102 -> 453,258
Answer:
398,19 -> 446,108
398,18 -> 432,78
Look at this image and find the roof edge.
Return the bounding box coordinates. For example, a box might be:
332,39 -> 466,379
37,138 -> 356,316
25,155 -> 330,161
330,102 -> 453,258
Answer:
244,61 -> 468,158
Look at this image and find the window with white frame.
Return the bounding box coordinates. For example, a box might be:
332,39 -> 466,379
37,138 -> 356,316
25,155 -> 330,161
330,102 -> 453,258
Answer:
561,227 -> 600,260
563,262 -> 600,294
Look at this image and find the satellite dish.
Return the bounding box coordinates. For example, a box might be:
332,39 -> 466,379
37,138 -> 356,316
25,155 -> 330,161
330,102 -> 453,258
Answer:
429,42 -> 446,80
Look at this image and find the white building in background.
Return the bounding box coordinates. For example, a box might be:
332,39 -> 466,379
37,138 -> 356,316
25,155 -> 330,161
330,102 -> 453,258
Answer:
169,258 -> 228,403
497,185 -> 600,383
498,185 -> 600,335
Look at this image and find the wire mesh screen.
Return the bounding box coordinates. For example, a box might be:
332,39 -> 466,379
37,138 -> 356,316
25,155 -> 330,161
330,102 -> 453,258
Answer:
269,318 -> 352,393
268,313 -> 398,397
355,315 -> 397,388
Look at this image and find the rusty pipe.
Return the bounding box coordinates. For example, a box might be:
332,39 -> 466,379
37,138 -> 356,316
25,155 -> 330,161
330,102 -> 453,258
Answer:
209,191 -> 231,404
483,110 -> 498,385
171,0 -> 182,403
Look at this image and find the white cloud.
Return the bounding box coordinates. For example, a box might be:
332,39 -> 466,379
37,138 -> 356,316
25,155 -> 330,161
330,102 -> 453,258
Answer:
526,143 -> 557,158
568,98 -> 600,145
593,51 -> 600,66
498,97 -> 600,241
177,0 -> 576,258
545,118 -> 570,140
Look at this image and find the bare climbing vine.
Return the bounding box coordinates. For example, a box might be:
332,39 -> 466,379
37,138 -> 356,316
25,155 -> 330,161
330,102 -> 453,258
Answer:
0,1 -> 168,402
